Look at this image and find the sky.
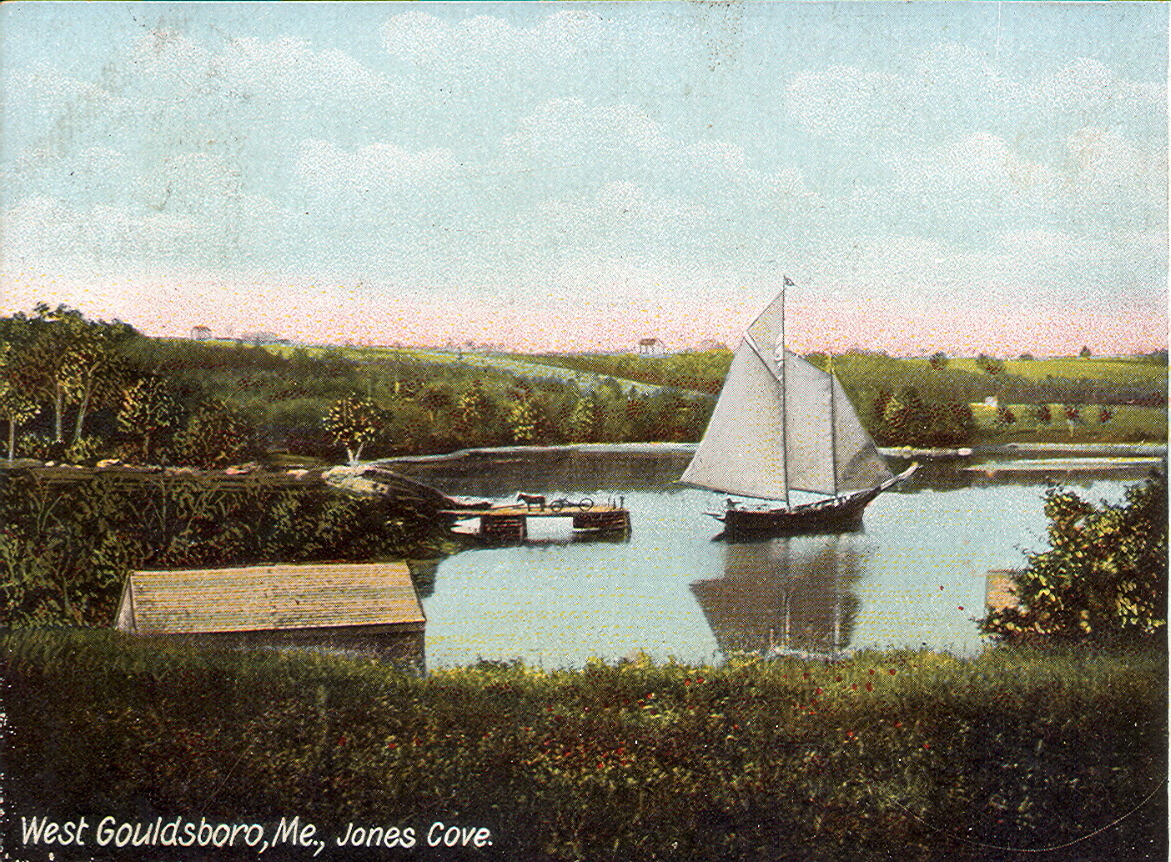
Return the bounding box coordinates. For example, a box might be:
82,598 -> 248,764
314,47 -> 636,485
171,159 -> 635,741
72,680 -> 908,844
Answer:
1,2 -> 1167,355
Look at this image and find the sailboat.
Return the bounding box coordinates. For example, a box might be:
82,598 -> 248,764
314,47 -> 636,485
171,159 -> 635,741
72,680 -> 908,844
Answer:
680,279 -> 917,538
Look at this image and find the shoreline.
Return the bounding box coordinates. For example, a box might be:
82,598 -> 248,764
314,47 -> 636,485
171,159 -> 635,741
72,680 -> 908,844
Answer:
3,440 -> 1164,477
376,440 -> 1167,466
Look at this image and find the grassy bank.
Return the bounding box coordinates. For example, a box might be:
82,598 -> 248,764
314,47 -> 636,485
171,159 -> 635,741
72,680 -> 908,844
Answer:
3,629 -> 1165,861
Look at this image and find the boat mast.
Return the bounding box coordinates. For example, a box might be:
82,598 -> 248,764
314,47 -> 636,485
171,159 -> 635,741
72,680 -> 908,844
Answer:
780,276 -> 791,508
828,351 -> 838,497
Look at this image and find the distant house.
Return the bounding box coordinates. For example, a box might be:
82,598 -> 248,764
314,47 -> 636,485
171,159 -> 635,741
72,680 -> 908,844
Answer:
190,325 -> 212,340
114,562 -> 426,672
638,337 -> 666,355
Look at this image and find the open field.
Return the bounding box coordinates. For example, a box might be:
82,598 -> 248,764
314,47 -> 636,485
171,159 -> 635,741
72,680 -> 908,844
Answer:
971,403 -> 1167,444
951,355 -> 1169,386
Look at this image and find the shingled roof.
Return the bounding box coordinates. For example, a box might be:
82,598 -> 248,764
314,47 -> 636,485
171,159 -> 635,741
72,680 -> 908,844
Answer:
115,562 -> 424,635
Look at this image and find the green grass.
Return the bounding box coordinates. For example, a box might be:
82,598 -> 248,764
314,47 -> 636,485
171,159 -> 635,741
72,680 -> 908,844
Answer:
4,629 -> 1165,861
972,403 -> 1167,444
938,356 -> 1167,387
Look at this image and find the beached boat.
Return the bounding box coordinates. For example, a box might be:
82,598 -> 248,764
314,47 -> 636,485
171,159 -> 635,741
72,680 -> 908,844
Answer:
680,279 -> 916,538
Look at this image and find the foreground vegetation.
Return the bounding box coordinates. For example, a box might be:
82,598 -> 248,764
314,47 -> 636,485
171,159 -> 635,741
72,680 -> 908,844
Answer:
4,630 -> 1165,862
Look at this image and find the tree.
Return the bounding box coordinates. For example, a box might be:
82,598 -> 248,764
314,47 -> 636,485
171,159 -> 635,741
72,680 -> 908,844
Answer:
569,392 -> 604,442
979,473 -> 1167,646
1035,404 -> 1052,424
1079,345 -> 1092,358
175,398 -> 254,468
24,304 -> 87,445
507,393 -> 537,444
975,353 -> 1004,376
0,344 -> 41,462
872,387 -> 974,447
454,380 -> 492,445
325,395 -> 380,465
13,305 -> 137,448
928,351 -> 949,370
881,388 -> 925,443
117,377 -> 180,463
60,318 -> 136,445
0,326 -> 46,461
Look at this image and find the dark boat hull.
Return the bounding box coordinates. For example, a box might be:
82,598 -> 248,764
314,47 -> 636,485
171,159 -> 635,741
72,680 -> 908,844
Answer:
717,488 -> 877,537
713,464 -> 918,539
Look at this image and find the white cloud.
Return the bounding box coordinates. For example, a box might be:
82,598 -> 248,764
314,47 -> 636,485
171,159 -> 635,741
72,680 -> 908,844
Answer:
787,43 -> 1165,152
889,133 -> 1057,216
2,196 -> 215,268
4,65 -> 123,119
1033,57 -> 1165,124
500,98 -> 668,168
383,9 -> 612,72
219,36 -> 404,107
296,140 -> 460,194
1061,127 -> 1167,229
787,65 -> 907,143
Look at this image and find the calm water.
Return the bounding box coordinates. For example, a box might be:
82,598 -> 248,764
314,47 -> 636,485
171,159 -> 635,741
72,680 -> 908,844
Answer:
385,448 -> 1154,670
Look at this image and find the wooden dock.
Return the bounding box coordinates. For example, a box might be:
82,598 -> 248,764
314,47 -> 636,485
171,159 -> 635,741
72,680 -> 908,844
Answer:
442,502 -> 631,541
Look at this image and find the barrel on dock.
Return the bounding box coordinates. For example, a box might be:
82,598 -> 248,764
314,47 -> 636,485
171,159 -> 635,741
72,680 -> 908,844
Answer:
480,512 -> 527,541
573,509 -> 631,534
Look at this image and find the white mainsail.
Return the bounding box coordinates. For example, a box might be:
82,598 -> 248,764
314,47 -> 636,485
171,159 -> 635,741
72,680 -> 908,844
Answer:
680,286 -> 891,502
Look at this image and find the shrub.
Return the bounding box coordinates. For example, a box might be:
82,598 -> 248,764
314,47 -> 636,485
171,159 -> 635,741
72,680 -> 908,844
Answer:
64,435 -> 105,465
980,473 -> 1167,646
975,353 -> 1005,376
0,469 -> 446,626
175,398 -> 256,468
325,395 -> 380,465
873,387 -> 975,447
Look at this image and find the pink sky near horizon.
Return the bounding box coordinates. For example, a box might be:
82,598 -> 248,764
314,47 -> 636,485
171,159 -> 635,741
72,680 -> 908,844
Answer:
2,270 -> 1166,358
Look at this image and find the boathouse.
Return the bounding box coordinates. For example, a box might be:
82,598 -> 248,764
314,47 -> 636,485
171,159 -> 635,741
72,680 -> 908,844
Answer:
114,562 -> 426,672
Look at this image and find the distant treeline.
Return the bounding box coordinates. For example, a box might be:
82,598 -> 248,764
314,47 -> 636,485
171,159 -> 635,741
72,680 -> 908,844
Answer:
0,306 -> 713,466
531,348 -> 1167,447
537,348 -> 1167,408
1,305 -> 1165,466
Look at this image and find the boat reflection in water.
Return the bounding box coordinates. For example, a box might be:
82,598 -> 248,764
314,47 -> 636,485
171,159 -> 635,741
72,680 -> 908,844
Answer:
690,535 -> 866,660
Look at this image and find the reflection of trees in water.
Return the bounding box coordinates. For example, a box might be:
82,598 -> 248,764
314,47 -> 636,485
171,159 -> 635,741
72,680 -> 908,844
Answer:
690,536 -> 866,658
407,559 -> 439,598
